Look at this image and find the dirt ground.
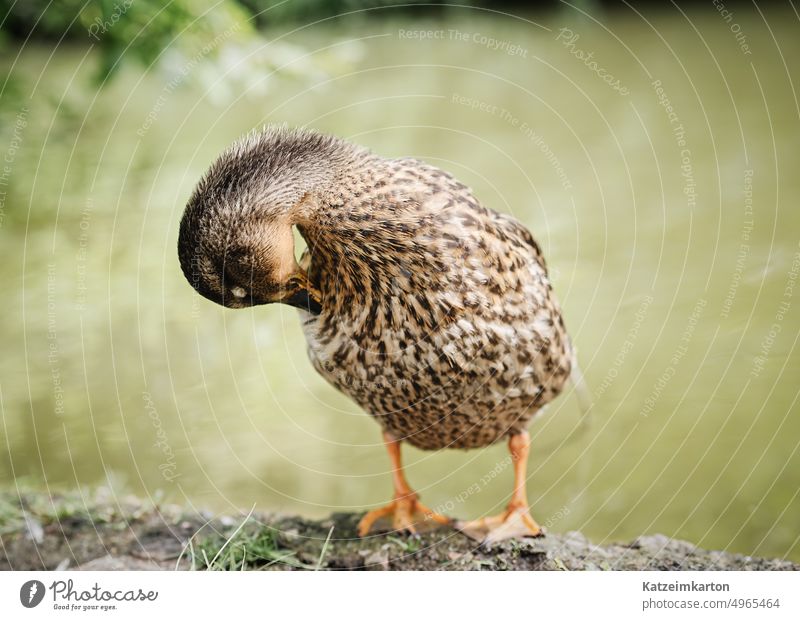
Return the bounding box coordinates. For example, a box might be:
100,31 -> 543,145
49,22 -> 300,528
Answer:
1,491 -> 796,571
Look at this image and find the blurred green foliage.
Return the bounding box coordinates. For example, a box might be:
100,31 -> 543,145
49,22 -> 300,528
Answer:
0,0 -> 508,84
0,0 -> 256,83
238,0 -> 474,26
0,0 -> 482,84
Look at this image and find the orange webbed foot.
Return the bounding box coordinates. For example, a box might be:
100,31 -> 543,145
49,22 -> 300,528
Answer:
358,493 -> 452,537
455,501 -> 544,544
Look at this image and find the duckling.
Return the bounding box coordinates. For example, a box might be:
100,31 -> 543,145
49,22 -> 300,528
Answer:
178,126 -> 574,542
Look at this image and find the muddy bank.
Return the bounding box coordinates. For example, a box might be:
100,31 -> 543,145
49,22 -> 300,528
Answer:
1,491 -> 796,571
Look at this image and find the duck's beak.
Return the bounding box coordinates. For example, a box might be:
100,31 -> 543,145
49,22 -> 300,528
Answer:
280,273 -> 323,315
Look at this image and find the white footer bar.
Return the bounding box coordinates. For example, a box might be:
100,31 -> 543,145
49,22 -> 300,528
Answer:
1,570 -> 797,619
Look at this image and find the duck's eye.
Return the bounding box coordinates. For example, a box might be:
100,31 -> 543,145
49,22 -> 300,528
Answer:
231,286 -> 247,299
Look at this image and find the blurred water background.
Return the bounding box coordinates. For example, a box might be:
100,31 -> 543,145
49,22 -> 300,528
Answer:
1,1 -> 798,560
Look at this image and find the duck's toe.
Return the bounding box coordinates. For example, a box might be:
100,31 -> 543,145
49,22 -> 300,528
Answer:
456,504 -> 544,544
358,494 -> 452,537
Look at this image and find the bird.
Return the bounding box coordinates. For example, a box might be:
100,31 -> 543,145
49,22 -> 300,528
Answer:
178,126 -> 575,543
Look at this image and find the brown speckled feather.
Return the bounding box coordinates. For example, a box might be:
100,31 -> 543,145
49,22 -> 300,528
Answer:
298,155 -> 572,450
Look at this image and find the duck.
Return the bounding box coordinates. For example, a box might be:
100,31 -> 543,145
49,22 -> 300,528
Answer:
178,126 -> 575,543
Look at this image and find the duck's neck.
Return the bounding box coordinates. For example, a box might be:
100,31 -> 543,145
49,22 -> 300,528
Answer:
291,157 -> 441,318
289,157 -> 392,304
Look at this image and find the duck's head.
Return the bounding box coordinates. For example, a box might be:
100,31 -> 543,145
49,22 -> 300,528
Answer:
178,126 -> 360,313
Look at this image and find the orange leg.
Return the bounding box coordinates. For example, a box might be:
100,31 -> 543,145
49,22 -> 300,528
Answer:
357,432 -> 452,537
456,431 -> 543,543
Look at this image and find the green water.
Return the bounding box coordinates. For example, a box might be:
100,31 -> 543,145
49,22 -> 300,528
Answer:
1,7 -> 799,561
